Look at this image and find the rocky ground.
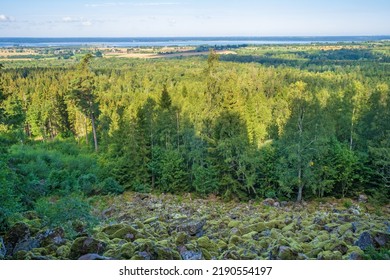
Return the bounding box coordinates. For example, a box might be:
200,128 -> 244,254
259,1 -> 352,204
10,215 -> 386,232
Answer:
1,192 -> 389,260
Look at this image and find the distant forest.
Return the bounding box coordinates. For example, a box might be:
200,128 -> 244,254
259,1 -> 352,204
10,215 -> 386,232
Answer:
1,44 -> 389,230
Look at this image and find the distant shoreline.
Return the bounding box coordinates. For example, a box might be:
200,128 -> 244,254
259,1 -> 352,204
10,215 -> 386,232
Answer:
0,36 -> 389,48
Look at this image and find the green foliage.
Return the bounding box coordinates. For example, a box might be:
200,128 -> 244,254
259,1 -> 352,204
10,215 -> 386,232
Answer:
48,170 -> 73,192
363,246 -> 390,260
0,42 -> 389,205
192,163 -> 219,196
35,194 -> 96,236
156,149 -> 188,193
98,177 -> 124,195
78,173 -> 98,195
0,161 -> 22,231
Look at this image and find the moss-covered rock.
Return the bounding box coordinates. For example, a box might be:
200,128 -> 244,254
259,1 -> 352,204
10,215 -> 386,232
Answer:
228,220 -> 241,228
282,223 -> 296,233
69,237 -> 107,259
317,250 -> 343,260
4,222 -> 31,255
197,236 -> 218,254
221,250 -> 241,260
56,245 -> 70,259
110,225 -> 140,241
156,246 -> 181,260
242,231 -> 258,240
102,224 -> 127,235
278,246 -> 298,260
119,242 -> 135,259
324,240 -> 349,255
338,223 -> 353,235
37,227 -> 66,247
175,232 -> 188,246
217,240 -> 228,251
345,246 -> 365,260
144,217 -> 159,224
228,235 -> 242,246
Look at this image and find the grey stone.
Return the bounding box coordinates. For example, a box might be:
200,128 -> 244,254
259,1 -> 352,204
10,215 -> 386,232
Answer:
69,237 -> 107,259
348,252 -> 363,260
13,238 -> 40,254
176,219 -> 205,236
180,250 -> 202,260
358,194 -> 368,203
373,232 -> 390,248
352,222 -> 359,233
78,253 -> 112,260
37,227 -> 66,246
262,198 -> 275,207
0,237 -> 6,259
355,231 -> 374,250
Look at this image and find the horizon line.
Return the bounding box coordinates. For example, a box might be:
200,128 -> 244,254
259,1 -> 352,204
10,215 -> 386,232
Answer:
1,35 -> 390,39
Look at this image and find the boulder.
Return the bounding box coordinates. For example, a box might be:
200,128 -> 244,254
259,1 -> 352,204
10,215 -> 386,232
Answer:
280,201 -> 288,207
37,227 -> 66,247
143,217 -> 159,224
110,225 -> 140,241
12,238 -> 40,255
156,246 -> 181,260
175,232 -> 188,246
262,198 -> 275,207
119,242 -> 135,259
179,246 -> 202,260
0,237 -> 6,259
338,223 -> 353,235
175,219 -> 205,236
358,194 -> 368,203
4,222 -> 30,250
317,250 -> 343,260
197,236 -> 218,254
278,246 -> 298,260
78,253 -> 112,260
69,237 -> 107,259
347,246 -> 365,260
373,232 -> 390,248
102,224 -> 127,235
354,231 -> 374,250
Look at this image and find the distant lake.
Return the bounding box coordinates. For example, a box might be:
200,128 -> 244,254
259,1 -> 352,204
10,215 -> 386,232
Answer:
0,36 -> 389,48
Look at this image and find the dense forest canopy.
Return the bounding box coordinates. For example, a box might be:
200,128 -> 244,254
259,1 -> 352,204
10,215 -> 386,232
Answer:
0,42 -> 389,261
0,43 -> 389,230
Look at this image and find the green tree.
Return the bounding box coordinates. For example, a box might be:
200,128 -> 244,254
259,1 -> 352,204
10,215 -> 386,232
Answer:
69,54 -> 99,151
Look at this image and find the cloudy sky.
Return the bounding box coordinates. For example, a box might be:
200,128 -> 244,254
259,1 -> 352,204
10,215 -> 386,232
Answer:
0,0 -> 389,37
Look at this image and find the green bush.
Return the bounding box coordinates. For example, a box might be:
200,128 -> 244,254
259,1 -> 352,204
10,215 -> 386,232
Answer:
34,194 -> 96,236
0,161 -> 22,231
78,173 -> 98,195
363,246 -> 390,260
48,170 -> 72,192
98,177 -> 124,195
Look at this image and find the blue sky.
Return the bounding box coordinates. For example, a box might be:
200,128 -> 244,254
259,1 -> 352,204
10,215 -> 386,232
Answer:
0,0 -> 389,37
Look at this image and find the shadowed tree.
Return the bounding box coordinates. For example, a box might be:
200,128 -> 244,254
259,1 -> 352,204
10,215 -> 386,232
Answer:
69,54 -> 99,151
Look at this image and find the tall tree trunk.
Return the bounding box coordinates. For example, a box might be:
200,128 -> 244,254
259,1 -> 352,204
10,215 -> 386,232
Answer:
297,106 -> 304,203
90,112 -> 98,152
297,184 -> 303,203
349,108 -> 355,151
176,110 -> 180,150
85,115 -> 88,146
150,118 -> 155,190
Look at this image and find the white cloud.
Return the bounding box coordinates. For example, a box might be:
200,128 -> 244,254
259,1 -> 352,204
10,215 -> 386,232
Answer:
133,2 -> 180,6
62,16 -> 76,22
82,21 -> 92,26
62,17 -> 93,26
85,2 -> 179,8
85,2 -> 126,8
0,14 -> 11,22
